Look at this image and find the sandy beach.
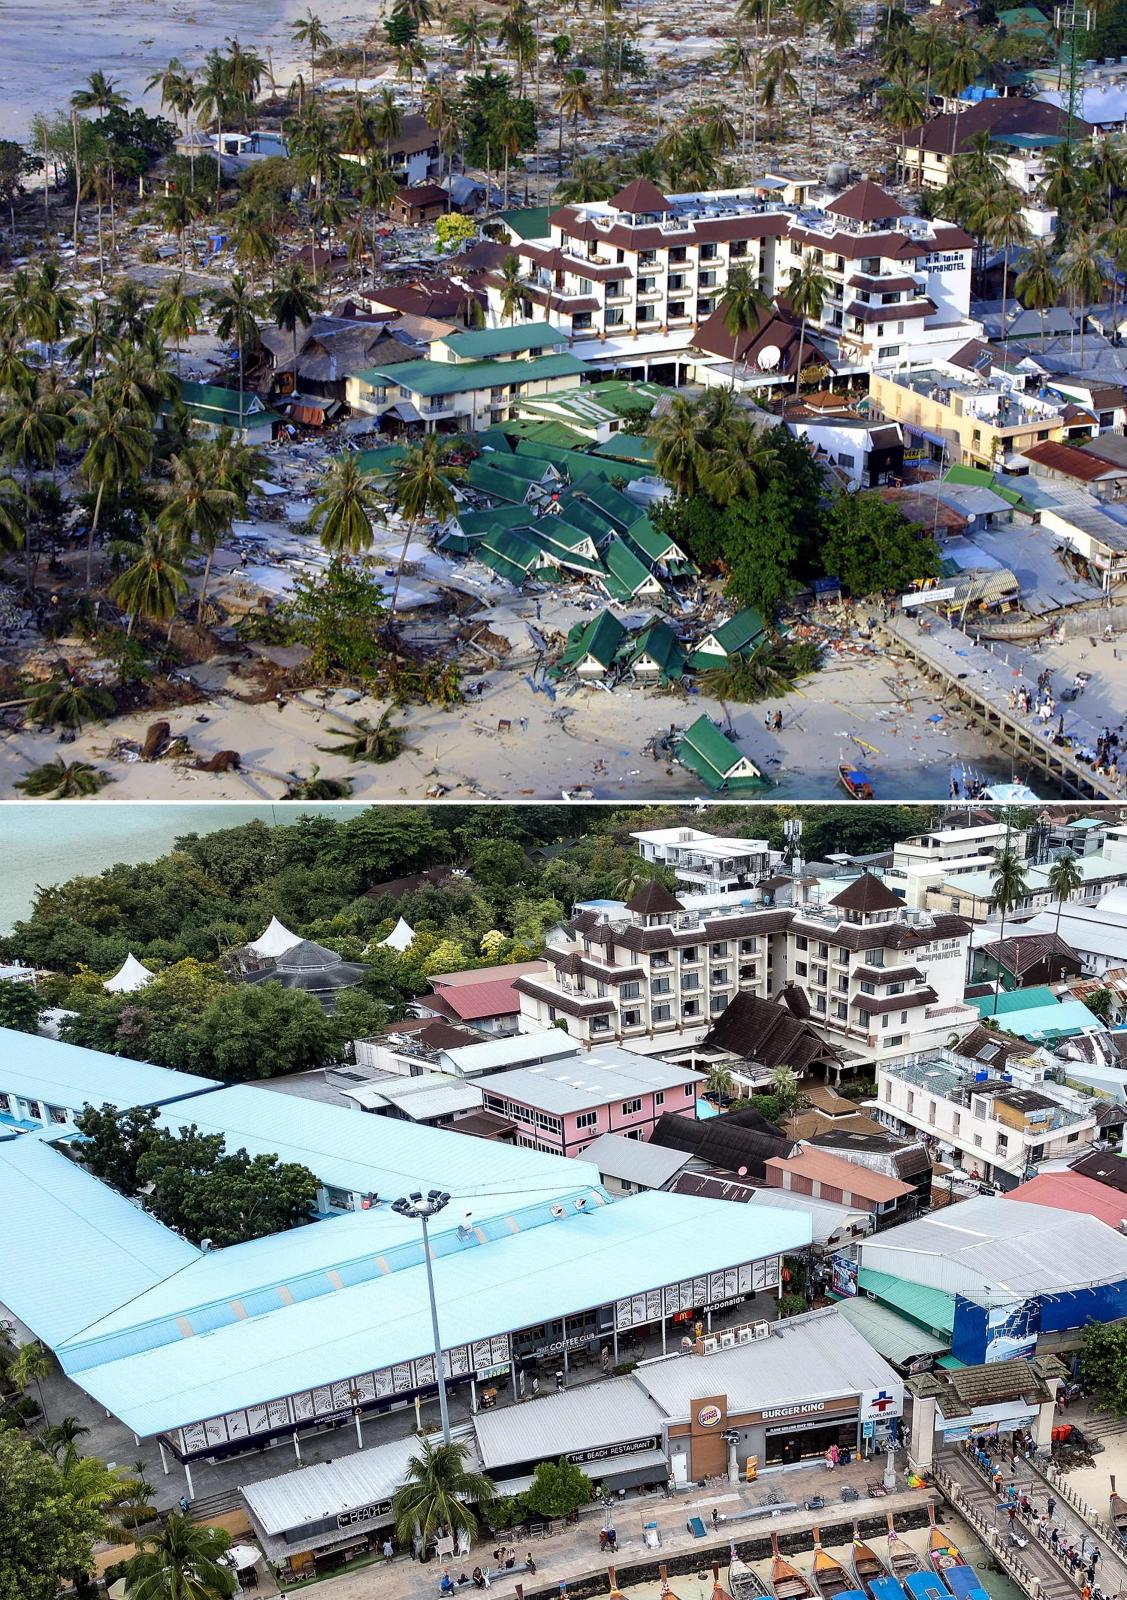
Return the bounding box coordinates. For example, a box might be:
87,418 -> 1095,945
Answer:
0,0 -> 378,141
0,645 -> 1030,801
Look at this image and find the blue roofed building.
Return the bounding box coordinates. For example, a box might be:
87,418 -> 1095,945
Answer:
0,1027 -> 220,1136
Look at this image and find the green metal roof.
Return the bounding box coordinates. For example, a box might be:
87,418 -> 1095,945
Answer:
835,1295 -> 949,1366
441,321 -> 565,360
470,451 -> 557,485
467,461 -> 539,504
626,618 -> 685,680
482,526 -> 542,574
448,505 -> 534,547
474,428 -> 514,454
856,1268 -> 956,1335
514,439 -> 651,482
624,517 -> 688,568
558,497 -> 617,543
689,608 -> 768,667
178,380 -> 267,416
591,433 -> 657,464
497,206 -> 552,240
677,716 -> 764,790
359,353 -> 589,398
558,611 -> 627,671
970,985 -> 1058,1015
497,418 -> 589,449
567,478 -> 640,532
601,535 -> 661,601
352,445 -> 409,477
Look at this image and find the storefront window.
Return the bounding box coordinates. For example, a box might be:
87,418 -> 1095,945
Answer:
764,1416 -> 858,1466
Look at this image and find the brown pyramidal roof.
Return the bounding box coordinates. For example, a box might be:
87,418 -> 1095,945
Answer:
626,880 -> 684,915
611,177 -> 672,214
828,871 -> 903,914
826,179 -> 909,223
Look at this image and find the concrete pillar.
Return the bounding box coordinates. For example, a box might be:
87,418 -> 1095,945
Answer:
1034,1397 -> 1056,1450
354,1410 -> 363,1449
660,1314 -> 667,1356
727,1436 -> 739,1485
293,1430 -> 302,1461
562,1316 -> 569,1378
133,1433 -> 141,1447
612,1326 -> 619,1364
158,1441 -> 170,1476
184,1461 -> 195,1499
910,1394 -> 936,1470
470,1377 -> 478,1413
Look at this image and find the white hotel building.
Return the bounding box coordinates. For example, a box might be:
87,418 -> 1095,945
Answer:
488,176 -> 978,377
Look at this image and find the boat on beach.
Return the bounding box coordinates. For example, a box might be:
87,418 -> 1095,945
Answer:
884,1518 -> 923,1583
771,1537 -> 818,1600
839,761 -> 874,799
813,1535 -> 856,1600
730,1556 -> 771,1600
851,1533 -> 890,1598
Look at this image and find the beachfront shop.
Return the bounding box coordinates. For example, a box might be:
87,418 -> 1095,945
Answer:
631,1308 -> 905,1482
905,1357 -> 1065,1469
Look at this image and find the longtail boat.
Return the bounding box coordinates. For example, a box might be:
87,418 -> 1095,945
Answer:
850,1533 -> 889,1599
886,1517 -> 923,1582
812,1535 -> 855,1600
730,1556 -> 771,1600
927,1525 -> 967,1585
771,1537 -> 817,1600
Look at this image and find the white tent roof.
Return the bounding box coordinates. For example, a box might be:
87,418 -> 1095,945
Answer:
248,917 -> 303,958
104,954 -> 154,994
378,917 -> 415,952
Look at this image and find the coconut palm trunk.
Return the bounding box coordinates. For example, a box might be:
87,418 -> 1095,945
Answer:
85,481 -> 105,586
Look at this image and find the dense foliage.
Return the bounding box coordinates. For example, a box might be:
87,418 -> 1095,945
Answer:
1080,1319 -> 1127,1417
0,1433 -> 112,1600
73,1106 -> 319,1244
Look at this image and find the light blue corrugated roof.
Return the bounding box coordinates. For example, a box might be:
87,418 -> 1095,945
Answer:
70,1191 -> 811,1437
0,1136 -> 200,1347
155,1083 -> 600,1204
0,1028 -> 219,1115
61,1184 -> 609,1370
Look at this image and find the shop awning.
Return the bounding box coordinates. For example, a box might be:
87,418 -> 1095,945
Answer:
836,1296 -> 949,1367
494,1447 -> 668,1496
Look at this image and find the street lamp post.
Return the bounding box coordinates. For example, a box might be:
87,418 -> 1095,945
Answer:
393,1189 -> 452,1446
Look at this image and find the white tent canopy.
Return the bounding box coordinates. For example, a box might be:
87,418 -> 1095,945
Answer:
104,954 -> 154,994
248,916 -> 303,958
379,917 -> 415,953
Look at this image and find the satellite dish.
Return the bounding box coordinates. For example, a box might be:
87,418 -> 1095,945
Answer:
757,344 -> 781,371
737,1166 -> 748,1177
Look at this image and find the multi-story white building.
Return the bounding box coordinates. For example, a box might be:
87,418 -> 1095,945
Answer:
488,176 -> 977,375
875,1049 -> 1099,1187
515,867 -> 975,1076
884,814 -> 1030,910
631,826 -> 781,896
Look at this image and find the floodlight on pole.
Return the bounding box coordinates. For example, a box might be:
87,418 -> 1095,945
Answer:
392,1189 -> 453,1445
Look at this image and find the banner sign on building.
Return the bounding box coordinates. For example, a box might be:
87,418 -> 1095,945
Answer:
830,1253 -> 858,1298
614,1256 -> 780,1331
985,1299 -> 1040,1364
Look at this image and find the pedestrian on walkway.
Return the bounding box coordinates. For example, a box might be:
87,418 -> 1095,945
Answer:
1047,1495 -> 1057,1522
1090,1549 -> 1101,1573
383,1539 -> 394,1563
1007,1506 -> 1017,1529
993,1467 -> 1004,1495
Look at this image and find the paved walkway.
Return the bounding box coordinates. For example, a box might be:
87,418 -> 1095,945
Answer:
937,1446 -> 1127,1600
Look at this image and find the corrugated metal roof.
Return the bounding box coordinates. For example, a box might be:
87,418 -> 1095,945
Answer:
474,1376 -> 665,1468
578,1133 -> 691,1188
0,1028 -> 218,1115
835,1296 -> 948,1365
0,1137 -> 200,1347
856,1268 -> 956,1334
631,1306 -> 900,1419
475,1049 -> 702,1115
154,1082 -> 595,1202
440,1033 -> 577,1076
860,1195 -> 1127,1305
68,1192 -> 810,1437
243,1432 -> 423,1533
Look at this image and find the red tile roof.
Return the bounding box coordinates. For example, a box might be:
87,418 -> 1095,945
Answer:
426,960 -> 548,1021
827,180 -> 909,223
765,1146 -> 914,1204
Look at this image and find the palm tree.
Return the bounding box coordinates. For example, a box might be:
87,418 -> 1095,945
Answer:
15,759 -> 112,798
495,253 -> 525,325
785,256 -> 829,393
824,0 -> 856,100
290,9 -> 331,92
372,87 -> 404,143
452,7 -> 488,68
1061,229 -> 1106,363
284,765 -> 353,798
224,38 -> 266,129
155,189 -> 206,271
158,445 -> 238,623
648,394 -> 707,498
972,182 -> 1030,332
557,68 -> 594,171
935,32 -> 983,160
65,297 -> 113,386
0,377 -> 71,587
146,58 -> 197,147
988,844 -> 1029,1016
25,262 -> 79,362
1014,238 -> 1060,344
1047,852 -> 1083,961
70,392 -> 151,585
882,68 -> 926,181
387,436 -> 466,628
705,1063 -> 735,1104
194,50 -> 233,195
41,1415 -> 91,1465
29,674 -> 115,731
391,1436 -> 496,1550
211,276 -> 262,436
312,455 -> 381,557
318,709 -> 406,762
10,1339 -> 51,1422
268,266 -> 318,379
152,274 -> 202,376
555,157 -> 616,205
125,1513 -> 236,1600
0,470 -> 25,561
360,159 -> 399,277
110,524 -> 190,640
717,263 -> 769,387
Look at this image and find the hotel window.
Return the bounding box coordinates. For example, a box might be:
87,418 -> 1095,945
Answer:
26,1099 -> 42,1120
858,1009 -> 871,1027
710,994 -> 727,1014
0,1094 -> 9,1112
668,300 -> 685,318
683,999 -> 700,1018
740,938 -> 758,954
684,1084 -> 694,1097
621,1099 -> 642,1115
710,968 -> 730,986
885,1034 -> 903,1049
710,942 -> 729,958
621,981 -> 641,999
701,243 -> 717,260
795,935 -> 808,950
653,1003 -> 672,1023
653,976 -> 672,995
623,1008 -> 641,1028
655,1091 -> 664,1106
591,1015 -> 611,1033
682,946 -> 700,963
682,973 -> 700,991
576,1110 -> 599,1130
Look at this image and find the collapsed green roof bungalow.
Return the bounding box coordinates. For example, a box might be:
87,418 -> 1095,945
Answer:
555,611 -> 627,679
686,608 -> 769,672
623,618 -> 685,683
169,381 -> 280,447
677,716 -> 766,792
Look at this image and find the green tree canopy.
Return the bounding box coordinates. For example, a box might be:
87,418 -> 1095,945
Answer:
0,980 -> 42,1033
522,1457 -> 592,1518
0,1432 -> 113,1600
820,491 -> 941,598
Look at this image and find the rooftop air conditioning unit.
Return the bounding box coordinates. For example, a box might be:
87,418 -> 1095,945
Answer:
753,1321 -> 771,1340
702,1336 -> 719,1354
720,1330 -> 737,1349
738,1326 -> 754,1345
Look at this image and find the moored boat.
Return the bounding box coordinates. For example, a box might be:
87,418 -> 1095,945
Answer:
730,1557 -> 771,1600
813,1537 -> 855,1600
839,762 -> 874,799
851,1534 -> 889,1599
927,1525 -> 966,1586
885,1519 -> 923,1583
771,1537 -> 818,1600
